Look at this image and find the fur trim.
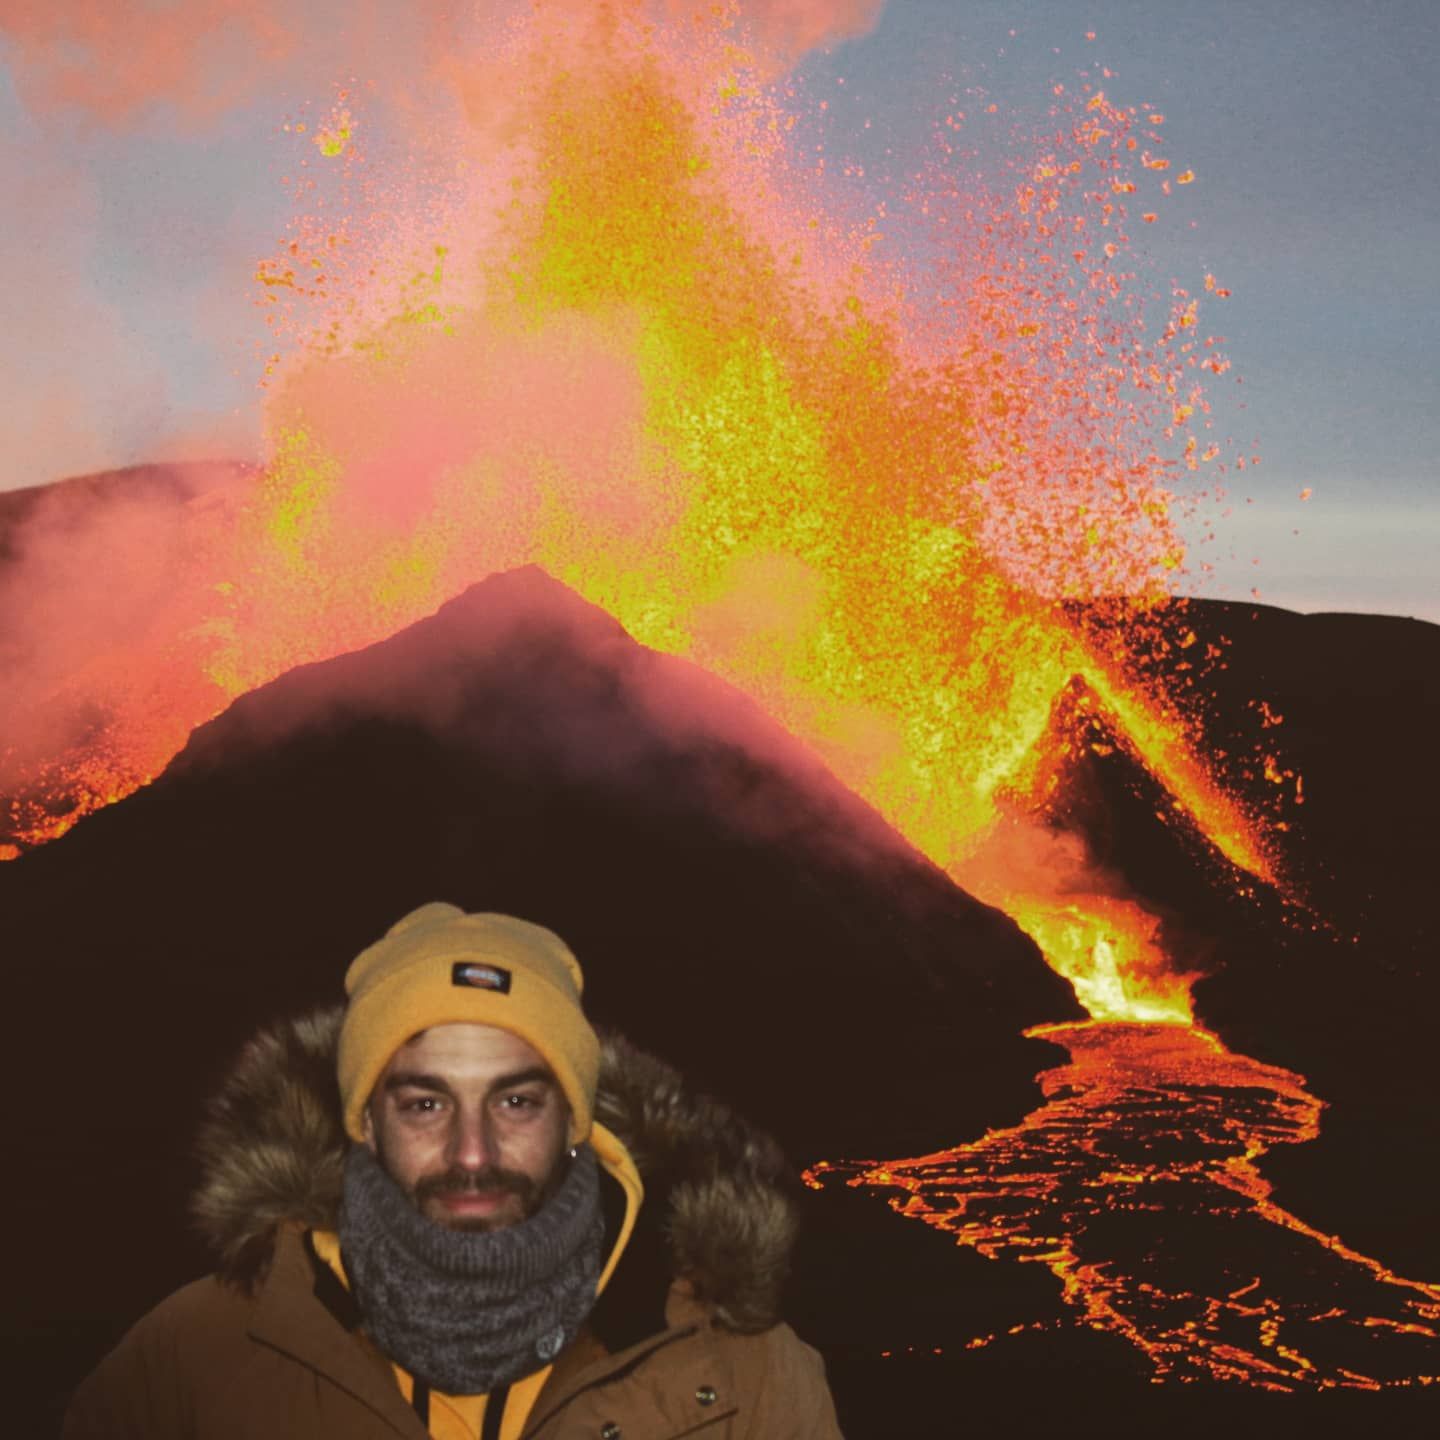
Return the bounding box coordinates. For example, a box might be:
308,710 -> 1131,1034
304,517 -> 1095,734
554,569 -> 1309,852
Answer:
192,1007 -> 348,1291
592,1034 -> 797,1334
191,1008 -> 797,1331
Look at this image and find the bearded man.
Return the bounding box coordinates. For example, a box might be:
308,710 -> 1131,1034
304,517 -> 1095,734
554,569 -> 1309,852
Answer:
64,903 -> 843,1438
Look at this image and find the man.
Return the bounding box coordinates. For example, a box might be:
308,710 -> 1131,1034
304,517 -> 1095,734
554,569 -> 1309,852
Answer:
64,903 -> 843,1438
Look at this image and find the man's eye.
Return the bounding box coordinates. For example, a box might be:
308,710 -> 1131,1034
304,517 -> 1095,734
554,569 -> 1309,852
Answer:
403,1096 -> 443,1113
503,1093 -> 539,1110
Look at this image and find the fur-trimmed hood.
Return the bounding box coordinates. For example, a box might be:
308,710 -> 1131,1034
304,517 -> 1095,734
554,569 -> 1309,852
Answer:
191,1007 -> 798,1334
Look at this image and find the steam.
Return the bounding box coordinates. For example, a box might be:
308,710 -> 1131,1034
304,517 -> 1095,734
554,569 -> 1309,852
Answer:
0,1 -> 884,129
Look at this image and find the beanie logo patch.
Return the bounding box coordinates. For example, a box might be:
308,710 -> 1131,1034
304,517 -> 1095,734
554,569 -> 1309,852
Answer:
452,961 -> 512,993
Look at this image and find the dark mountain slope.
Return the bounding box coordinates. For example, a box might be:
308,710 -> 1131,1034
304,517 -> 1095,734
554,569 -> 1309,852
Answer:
1,565 -> 1079,1427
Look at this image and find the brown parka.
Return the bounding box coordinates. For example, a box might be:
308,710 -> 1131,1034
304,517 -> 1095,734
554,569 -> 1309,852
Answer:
63,1009 -> 843,1439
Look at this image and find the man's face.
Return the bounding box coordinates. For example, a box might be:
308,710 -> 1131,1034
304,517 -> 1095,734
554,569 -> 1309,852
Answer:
363,1023 -> 571,1233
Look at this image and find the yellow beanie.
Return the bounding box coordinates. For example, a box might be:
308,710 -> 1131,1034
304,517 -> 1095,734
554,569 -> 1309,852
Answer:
337,902 -> 600,1146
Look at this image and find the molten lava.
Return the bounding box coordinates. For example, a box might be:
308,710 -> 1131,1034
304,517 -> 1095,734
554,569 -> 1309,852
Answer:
2,7 -> 1278,1038
1005,897 -> 1191,1025
808,1024 -> 1440,1392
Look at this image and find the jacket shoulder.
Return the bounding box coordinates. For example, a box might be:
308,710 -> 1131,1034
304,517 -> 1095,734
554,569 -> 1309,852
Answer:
64,1241 -> 422,1440
668,1288 -> 842,1437
723,1320 -> 843,1438
62,1278 -> 257,1440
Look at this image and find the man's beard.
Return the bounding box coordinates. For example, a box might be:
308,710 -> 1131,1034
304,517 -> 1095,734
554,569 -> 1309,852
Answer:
338,1143 -> 604,1393
413,1163 -> 544,1232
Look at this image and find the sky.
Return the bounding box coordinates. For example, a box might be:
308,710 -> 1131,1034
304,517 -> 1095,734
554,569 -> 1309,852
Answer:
2,0 -> 1436,621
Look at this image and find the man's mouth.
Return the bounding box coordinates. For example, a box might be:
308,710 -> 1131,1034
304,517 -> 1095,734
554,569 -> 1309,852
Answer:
436,1189 -> 509,1212
415,1165 -> 537,1226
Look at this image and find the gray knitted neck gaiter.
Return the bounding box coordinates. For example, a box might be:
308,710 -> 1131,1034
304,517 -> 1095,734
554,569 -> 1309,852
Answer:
338,1143 -> 605,1394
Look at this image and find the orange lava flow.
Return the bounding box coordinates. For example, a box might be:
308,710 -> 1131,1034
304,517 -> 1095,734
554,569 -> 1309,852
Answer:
806,1023 -> 1440,1391
1004,896 -> 1192,1023
1,6 -> 1280,1026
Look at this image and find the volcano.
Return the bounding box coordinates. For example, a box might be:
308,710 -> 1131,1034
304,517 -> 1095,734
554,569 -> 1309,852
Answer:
2,563 -> 1079,1433
5,474 -> 1440,1435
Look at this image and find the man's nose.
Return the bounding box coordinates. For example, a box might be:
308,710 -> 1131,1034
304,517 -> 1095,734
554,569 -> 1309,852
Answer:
447,1106 -> 493,1171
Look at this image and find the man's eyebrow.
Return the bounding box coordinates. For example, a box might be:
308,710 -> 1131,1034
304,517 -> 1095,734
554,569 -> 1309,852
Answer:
383,1071 -> 454,1094
489,1067 -> 555,1094
381,1067 -> 556,1094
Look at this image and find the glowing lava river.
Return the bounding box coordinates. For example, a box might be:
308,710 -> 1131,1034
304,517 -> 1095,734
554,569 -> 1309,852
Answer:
807,1021 -> 1440,1394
